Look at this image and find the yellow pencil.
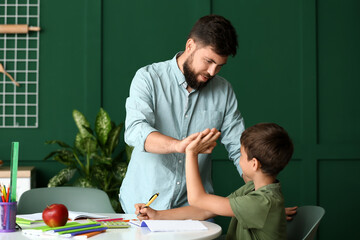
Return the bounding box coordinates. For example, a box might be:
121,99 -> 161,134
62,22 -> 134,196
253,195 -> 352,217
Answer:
145,193 -> 159,207
1,185 -> 6,202
137,193 -> 159,217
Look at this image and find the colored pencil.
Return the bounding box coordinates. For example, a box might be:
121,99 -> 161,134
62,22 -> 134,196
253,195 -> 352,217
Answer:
6,187 -> 10,202
76,230 -> 106,238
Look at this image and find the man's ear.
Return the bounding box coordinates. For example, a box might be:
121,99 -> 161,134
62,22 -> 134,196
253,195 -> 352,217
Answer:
185,38 -> 196,53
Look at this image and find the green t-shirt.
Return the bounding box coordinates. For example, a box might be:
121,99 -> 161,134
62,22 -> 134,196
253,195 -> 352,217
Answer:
226,181 -> 286,240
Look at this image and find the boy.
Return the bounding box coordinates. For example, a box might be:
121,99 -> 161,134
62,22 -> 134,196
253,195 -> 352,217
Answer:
136,123 -> 294,240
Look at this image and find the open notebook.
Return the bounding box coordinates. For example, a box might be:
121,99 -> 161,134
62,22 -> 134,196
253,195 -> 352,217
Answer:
17,211 -> 107,222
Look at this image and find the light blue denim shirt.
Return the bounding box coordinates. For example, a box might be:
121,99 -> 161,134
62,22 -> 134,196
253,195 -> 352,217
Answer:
120,53 -> 245,213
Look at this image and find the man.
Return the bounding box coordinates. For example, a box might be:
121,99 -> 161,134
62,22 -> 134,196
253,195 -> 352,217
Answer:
120,14 -> 243,213
120,15 -> 297,219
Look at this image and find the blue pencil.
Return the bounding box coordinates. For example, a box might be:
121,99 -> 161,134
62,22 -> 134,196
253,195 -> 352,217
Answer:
61,227 -> 108,237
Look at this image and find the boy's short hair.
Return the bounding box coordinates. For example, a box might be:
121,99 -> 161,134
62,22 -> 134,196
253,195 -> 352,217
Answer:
240,123 -> 294,176
188,14 -> 238,57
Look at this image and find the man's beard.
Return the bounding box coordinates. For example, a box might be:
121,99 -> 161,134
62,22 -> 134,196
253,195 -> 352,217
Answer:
183,56 -> 213,90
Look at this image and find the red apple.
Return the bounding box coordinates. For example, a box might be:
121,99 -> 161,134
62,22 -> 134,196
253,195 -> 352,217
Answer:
42,204 -> 69,227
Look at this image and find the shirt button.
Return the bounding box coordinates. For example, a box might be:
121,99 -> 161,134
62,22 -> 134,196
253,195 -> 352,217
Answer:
177,182 -> 180,185
179,160 -> 182,163
185,114 -> 188,118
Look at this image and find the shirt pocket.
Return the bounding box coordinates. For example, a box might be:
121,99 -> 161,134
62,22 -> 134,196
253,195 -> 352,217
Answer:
196,110 -> 223,131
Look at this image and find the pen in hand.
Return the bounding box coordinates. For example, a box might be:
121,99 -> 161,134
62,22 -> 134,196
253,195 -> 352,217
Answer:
137,193 -> 159,217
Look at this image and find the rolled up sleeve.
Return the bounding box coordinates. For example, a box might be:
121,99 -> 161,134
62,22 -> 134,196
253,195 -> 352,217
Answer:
125,70 -> 158,152
219,83 -> 245,176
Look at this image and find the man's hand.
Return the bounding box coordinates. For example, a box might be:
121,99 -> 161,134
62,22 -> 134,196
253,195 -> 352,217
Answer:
135,203 -> 158,220
285,206 -> 298,221
185,128 -> 221,155
174,132 -> 201,153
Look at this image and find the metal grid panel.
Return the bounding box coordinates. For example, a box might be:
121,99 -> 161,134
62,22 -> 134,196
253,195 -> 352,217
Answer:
0,0 -> 40,128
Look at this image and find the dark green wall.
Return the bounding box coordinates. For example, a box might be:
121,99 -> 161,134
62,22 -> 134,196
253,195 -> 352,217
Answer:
1,1 -> 359,239
1,0 -> 102,182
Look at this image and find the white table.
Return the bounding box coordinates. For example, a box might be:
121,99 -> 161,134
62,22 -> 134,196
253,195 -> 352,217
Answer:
0,214 -> 222,240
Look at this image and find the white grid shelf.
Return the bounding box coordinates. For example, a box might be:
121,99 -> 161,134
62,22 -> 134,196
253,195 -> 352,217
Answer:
0,0 -> 40,128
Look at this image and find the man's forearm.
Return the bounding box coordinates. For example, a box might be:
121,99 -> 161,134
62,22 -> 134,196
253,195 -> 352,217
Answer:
144,131 -> 180,154
144,131 -> 199,154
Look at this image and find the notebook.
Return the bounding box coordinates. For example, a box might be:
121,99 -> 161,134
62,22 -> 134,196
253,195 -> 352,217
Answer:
139,220 -> 208,232
17,211 -> 107,221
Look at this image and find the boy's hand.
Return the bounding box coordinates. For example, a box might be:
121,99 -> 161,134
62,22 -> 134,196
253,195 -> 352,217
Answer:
135,203 -> 158,220
186,128 -> 221,155
285,206 -> 298,221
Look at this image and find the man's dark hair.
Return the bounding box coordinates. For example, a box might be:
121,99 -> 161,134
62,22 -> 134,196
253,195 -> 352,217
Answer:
188,14 -> 238,57
240,123 -> 294,176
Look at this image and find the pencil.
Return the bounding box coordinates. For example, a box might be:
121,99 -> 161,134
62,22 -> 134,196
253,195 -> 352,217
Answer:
76,230 -> 106,238
137,193 -> 159,217
1,185 -> 6,202
145,193 -> 159,207
6,187 -> 10,202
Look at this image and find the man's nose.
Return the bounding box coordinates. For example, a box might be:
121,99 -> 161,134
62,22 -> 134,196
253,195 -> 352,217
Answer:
207,64 -> 217,77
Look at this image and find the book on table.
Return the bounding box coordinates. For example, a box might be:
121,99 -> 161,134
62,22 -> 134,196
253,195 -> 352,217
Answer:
16,211 -> 108,224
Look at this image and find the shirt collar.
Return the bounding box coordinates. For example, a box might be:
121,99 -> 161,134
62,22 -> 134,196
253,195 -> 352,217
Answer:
170,52 -> 187,87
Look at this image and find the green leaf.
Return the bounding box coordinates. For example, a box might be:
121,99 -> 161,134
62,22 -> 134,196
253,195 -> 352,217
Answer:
125,144 -> 134,163
95,108 -> 112,146
47,168 -> 76,187
44,149 -> 76,165
82,137 -> 98,154
53,154 -> 77,167
113,162 -> 128,182
73,109 -> 91,138
45,140 -> 72,148
93,155 -> 112,166
43,150 -> 60,161
75,133 -> 97,155
74,177 -> 96,188
83,125 -> 94,136
105,123 -> 124,156
91,165 -> 108,187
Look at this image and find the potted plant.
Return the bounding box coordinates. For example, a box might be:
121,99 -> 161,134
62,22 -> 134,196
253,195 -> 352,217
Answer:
44,108 -> 132,212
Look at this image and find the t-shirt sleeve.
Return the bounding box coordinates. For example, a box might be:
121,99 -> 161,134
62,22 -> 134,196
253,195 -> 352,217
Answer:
229,191 -> 272,229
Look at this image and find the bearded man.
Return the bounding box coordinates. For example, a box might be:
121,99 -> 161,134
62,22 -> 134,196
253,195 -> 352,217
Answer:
120,15 -> 245,214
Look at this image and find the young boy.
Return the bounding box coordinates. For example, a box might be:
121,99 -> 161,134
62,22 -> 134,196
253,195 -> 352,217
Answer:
136,123 -> 294,240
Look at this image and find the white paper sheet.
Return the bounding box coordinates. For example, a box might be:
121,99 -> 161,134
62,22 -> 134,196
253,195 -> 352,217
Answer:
140,220 -> 208,232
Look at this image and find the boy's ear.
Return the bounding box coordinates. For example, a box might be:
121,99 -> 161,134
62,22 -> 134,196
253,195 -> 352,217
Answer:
252,158 -> 261,171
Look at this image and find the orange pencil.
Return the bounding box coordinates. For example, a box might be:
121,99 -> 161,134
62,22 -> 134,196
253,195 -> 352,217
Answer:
6,187 -> 10,202
77,230 -> 106,238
